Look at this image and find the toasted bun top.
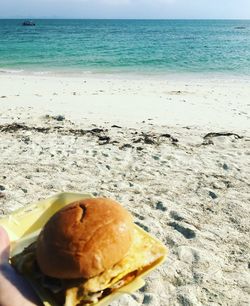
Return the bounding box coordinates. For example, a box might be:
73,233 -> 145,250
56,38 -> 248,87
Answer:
36,198 -> 134,279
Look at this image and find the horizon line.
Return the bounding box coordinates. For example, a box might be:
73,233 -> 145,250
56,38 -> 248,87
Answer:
0,17 -> 250,21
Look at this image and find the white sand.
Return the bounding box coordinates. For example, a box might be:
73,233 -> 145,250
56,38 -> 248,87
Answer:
0,73 -> 250,305
0,74 -> 249,129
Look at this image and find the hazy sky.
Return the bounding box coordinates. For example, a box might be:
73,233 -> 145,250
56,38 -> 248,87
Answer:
0,0 -> 249,19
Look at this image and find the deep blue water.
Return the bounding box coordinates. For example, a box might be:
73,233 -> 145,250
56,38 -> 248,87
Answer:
0,19 -> 250,75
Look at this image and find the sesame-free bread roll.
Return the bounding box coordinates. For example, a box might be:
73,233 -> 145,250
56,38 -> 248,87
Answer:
36,198 -> 134,279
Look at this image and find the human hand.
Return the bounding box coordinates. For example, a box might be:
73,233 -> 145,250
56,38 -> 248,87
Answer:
0,226 -> 41,306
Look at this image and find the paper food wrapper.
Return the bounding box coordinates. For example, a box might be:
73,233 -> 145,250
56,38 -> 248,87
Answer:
0,192 -> 167,306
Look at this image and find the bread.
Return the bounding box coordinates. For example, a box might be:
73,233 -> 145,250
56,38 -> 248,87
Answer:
36,198 -> 134,279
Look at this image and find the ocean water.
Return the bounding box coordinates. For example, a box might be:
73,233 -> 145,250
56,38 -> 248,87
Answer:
0,19 -> 250,76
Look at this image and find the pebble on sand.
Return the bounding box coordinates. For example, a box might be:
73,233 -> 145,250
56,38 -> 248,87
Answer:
209,191 -> 218,199
54,115 -> 65,121
156,201 -> 167,211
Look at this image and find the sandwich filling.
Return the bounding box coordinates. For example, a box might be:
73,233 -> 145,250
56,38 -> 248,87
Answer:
11,226 -> 166,306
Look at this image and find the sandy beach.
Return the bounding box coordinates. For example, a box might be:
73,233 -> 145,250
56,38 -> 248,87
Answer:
0,74 -> 250,129
0,73 -> 250,305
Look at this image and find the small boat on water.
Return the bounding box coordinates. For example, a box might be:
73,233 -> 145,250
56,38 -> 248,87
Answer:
22,20 -> 36,26
234,26 -> 246,29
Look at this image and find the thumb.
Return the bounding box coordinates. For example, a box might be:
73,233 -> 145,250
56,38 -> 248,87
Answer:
0,226 -> 10,264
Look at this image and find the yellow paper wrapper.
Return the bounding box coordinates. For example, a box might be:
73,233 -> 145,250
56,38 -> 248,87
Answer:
0,192 -> 167,306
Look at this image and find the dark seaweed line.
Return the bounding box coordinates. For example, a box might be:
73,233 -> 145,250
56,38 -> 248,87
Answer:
0,123 -> 180,146
0,123 -> 105,137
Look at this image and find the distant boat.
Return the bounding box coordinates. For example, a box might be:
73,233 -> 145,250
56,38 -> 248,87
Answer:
22,20 -> 36,26
234,26 -> 246,30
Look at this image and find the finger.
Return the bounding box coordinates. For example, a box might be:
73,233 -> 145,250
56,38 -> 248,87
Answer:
0,226 -> 10,264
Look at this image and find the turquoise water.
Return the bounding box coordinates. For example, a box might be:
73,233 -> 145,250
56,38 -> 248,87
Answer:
0,19 -> 250,75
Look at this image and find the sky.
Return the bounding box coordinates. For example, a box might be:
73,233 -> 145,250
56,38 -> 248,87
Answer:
0,0 -> 249,19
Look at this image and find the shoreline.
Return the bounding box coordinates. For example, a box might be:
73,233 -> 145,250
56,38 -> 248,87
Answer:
1,68 -> 250,82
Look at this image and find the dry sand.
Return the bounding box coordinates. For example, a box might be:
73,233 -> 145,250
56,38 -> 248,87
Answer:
0,74 -> 250,305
